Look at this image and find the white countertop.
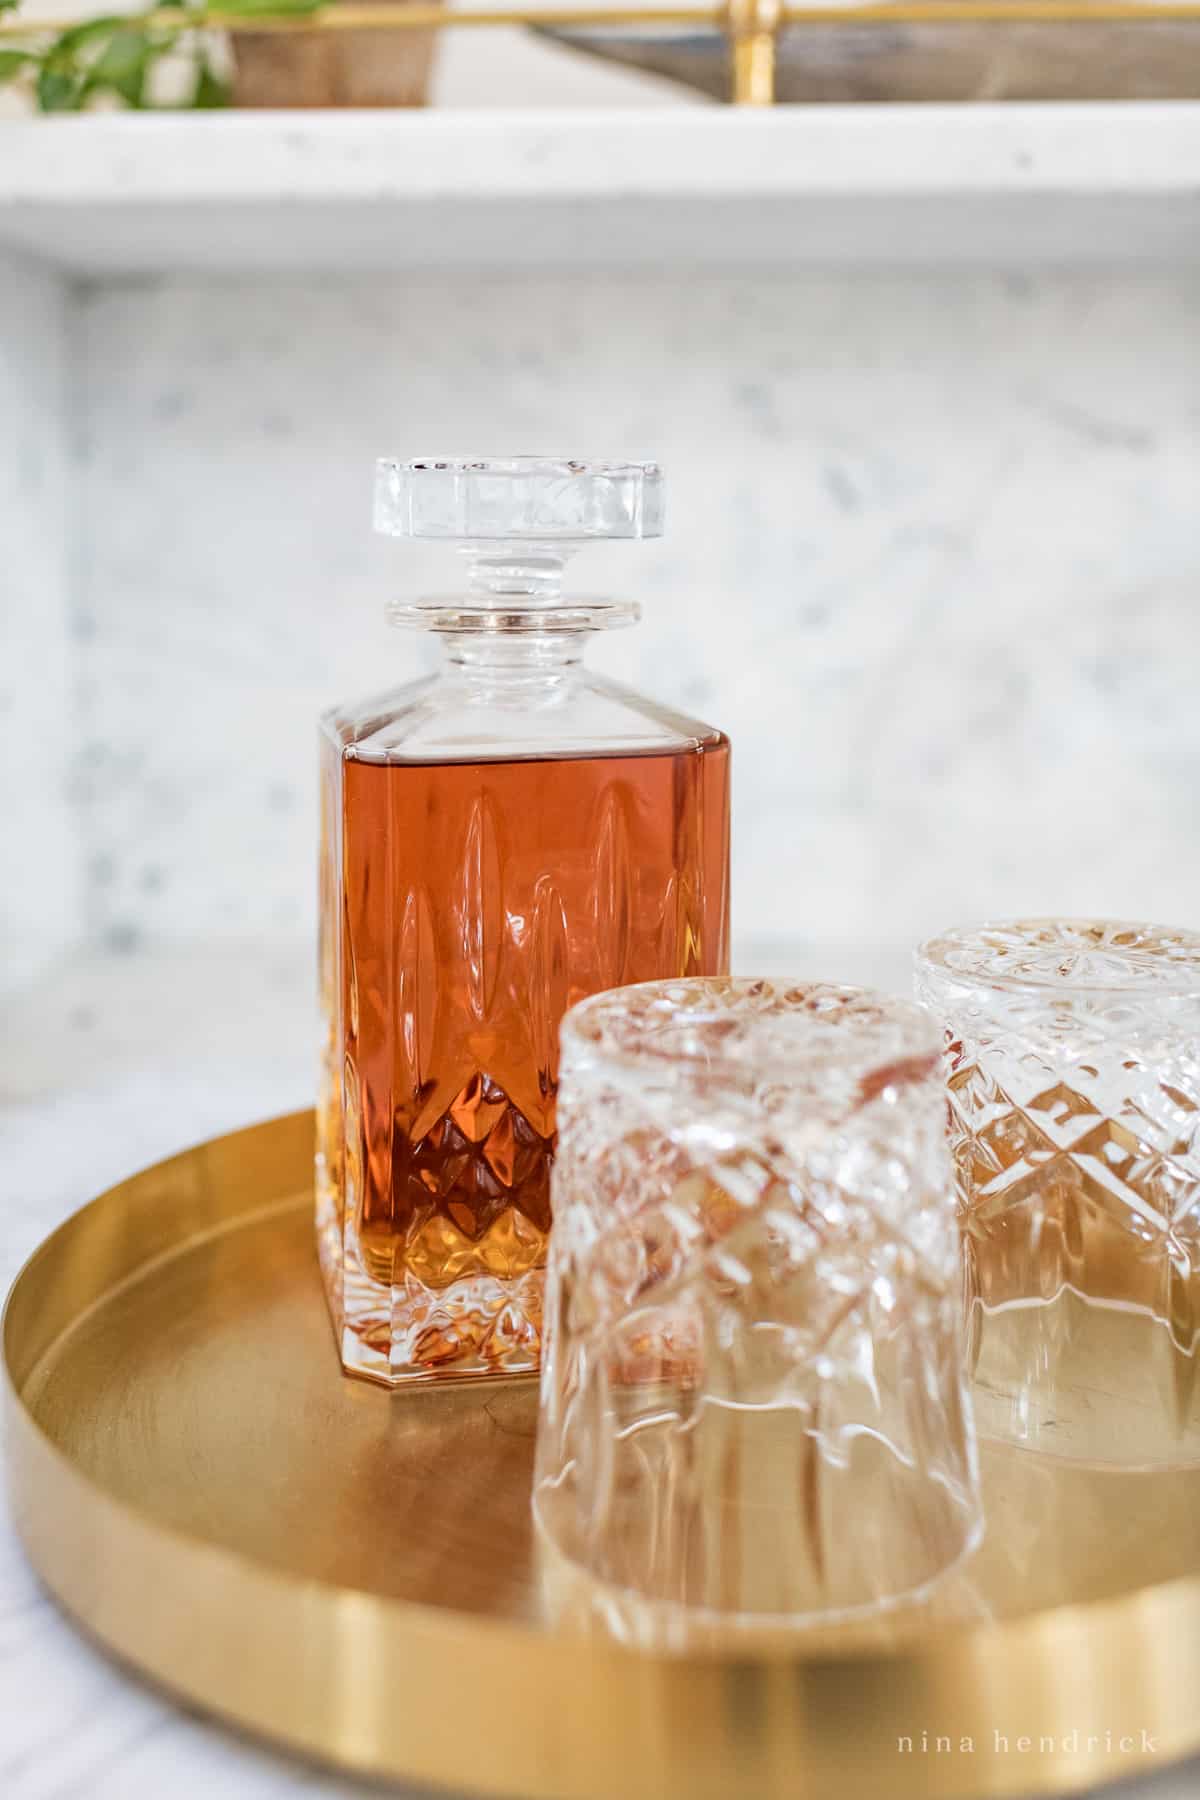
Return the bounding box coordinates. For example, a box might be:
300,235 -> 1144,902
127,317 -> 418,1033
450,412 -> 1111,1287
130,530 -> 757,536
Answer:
2,104 -> 1199,272
3,941 -> 1200,1798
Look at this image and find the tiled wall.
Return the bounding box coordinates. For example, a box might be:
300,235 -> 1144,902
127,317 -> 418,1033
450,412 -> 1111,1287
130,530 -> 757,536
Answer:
8,264 -> 1200,986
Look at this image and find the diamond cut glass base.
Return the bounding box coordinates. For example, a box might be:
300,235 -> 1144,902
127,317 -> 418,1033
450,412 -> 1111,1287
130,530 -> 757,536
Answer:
318,1077 -> 548,1386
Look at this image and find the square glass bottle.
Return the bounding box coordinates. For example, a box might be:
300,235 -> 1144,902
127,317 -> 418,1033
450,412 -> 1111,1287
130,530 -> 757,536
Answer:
316,458 -> 731,1385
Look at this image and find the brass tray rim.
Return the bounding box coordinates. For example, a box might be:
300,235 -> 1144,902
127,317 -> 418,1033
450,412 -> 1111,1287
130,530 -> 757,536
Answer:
6,1108 -> 1200,1798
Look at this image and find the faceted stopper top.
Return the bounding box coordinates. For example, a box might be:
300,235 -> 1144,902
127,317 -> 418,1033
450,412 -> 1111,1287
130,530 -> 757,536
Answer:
374,456 -> 664,542
917,919 -> 1200,998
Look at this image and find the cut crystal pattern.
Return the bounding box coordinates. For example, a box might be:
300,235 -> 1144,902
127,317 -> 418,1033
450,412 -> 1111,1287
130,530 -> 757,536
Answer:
535,979 -> 981,1640
916,918 -> 1200,1465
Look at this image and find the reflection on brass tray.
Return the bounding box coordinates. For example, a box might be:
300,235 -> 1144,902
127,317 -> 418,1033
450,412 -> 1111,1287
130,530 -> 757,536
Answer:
534,19 -> 1200,101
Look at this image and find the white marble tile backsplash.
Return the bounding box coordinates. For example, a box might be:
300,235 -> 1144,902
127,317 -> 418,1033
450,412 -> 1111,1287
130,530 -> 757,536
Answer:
11,265 -> 1200,979
1,251 -> 78,989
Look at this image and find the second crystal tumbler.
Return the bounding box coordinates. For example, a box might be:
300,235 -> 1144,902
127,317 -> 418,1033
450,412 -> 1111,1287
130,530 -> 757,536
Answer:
535,979 -> 981,1634
916,918 -> 1200,1466
316,459 -> 731,1384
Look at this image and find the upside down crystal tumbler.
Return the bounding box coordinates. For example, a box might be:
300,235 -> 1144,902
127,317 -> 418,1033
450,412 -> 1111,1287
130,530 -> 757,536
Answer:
534,978 -> 981,1637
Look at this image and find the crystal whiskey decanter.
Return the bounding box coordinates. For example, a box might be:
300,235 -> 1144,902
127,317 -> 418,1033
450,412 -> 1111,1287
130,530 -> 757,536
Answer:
316,458 -> 731,1385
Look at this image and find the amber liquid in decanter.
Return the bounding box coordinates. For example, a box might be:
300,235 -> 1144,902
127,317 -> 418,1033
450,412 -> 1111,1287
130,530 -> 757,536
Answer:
315,456 -> 731,1385
318,739 -> 729,1382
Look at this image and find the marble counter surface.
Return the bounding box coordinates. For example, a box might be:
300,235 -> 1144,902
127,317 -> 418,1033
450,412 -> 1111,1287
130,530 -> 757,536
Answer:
3,942 -> 1200,1800
3,106 -> 1199,273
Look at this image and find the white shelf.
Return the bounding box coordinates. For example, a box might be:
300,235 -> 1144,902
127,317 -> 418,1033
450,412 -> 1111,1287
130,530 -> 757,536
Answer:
1,103 -> 1198,272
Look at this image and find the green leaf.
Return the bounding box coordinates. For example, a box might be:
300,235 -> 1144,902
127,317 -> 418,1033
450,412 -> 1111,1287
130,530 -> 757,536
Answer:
85,25 -> 151,106
0,47 -> 33,83
191,55 -> 229,107
36,63 -> 84,109
50,14 -> 124,53
0,1 -> 21,16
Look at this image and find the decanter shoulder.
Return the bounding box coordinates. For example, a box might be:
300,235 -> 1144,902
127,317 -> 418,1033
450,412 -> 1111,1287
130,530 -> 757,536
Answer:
320,671 -> 725,765
584,673 -> 727,753
319,674 -> 442,757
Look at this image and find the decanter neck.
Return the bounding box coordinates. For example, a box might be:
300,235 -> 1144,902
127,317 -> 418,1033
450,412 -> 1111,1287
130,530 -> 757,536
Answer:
387,591 -> 641,661
386,542 -> 640,701
427,631 -> 584,708
376,456 -> 656,676
440,633 -> 586,685
462,543 -> 570,603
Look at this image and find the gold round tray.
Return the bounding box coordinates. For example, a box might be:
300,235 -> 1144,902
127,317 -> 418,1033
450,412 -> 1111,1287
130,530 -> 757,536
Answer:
6,1110 -> 1200,1796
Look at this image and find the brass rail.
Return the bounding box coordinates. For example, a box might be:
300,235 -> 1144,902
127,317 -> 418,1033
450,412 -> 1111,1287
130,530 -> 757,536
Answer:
4,0 -> 1200,106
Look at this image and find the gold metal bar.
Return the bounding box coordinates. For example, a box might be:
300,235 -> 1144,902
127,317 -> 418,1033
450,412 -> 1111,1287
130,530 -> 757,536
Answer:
786,0 -> 1200,17
731,32 -> 776,102
5,0 -> 1200,39
728,0 -> 782,103
225,3 -> 719,24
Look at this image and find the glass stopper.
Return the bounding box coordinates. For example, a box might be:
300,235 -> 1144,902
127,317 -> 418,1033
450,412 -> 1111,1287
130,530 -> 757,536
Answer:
374,456 -> 664,544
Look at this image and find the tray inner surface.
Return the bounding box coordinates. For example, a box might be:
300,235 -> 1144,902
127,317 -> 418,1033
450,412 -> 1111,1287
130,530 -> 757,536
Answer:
17,1169 -> 1200,1640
